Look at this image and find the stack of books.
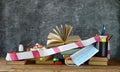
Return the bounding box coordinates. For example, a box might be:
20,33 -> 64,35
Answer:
88,57 -> 108,66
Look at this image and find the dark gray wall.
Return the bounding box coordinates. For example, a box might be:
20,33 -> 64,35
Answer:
0,0 -> 120,59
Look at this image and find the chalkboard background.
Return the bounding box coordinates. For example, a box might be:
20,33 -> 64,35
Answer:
0,0 -> 120,59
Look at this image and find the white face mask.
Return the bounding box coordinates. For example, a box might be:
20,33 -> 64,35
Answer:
70,45 -> 99,66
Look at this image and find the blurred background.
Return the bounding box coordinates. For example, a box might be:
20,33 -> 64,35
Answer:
0,0 -> 120,59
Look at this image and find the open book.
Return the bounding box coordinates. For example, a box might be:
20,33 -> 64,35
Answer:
47,24 -> 81,47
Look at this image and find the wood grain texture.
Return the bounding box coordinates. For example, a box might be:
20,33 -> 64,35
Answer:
0,58 -> 120,72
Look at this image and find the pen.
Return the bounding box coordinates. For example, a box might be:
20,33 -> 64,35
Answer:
101,24 -> 105,35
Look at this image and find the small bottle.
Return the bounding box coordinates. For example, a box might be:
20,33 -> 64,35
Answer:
18,44 -> 24,52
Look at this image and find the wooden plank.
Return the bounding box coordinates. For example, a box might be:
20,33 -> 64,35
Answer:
0,58 -> 120,72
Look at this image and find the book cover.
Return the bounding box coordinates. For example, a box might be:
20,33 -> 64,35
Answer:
61,48 -> 81,55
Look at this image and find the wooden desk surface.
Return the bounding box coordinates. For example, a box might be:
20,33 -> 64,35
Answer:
0,58 -> 120,72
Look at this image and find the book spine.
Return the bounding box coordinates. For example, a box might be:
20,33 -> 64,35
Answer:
36,61 -> 54,64
89,61 -> 108,66
89,58 -> 108,62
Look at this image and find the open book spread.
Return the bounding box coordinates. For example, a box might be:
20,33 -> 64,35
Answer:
47,24 -> 81,47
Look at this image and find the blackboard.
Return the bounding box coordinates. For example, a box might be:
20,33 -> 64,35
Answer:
0,0 -> 120,59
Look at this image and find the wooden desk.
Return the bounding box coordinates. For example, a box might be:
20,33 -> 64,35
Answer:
0,58 -> 120,72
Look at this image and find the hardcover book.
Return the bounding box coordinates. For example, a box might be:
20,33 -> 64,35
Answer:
6,60 -> 26,65
88,57 -> 108,66
89,57 -> 108,62
35,59 -> 54,65
88,61 -> 108,66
